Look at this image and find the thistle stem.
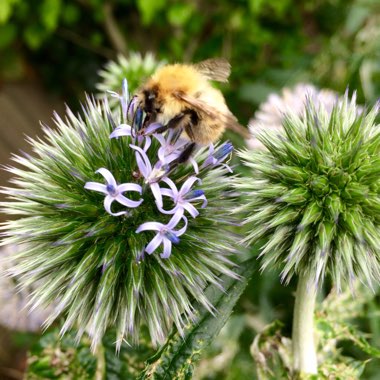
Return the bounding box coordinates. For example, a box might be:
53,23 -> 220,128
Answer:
95,341 -> 106,380
292,272 -> 318,375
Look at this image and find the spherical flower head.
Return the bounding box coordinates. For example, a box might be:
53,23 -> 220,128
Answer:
247,83 -> 340,150
0,244 -> 54,332
237,93 -> 380,290
0,87 -> 238,351
96,51 -> 166,97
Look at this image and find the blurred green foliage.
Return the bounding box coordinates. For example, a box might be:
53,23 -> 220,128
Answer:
26,327 -> 155,379
1,0 -> 380,379
1,0 -> 379,121
26,330 -> 97,379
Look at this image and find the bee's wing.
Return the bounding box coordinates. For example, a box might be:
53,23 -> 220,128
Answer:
174,91 -> 250,138
193,58 -> 231,83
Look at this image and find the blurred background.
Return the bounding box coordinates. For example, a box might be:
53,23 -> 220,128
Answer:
0,0 -> 379,379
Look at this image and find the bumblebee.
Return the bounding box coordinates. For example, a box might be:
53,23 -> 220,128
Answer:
133,58 -> 248,162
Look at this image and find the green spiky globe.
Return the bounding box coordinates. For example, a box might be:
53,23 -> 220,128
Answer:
0,93 -> 238,351
96,52 -> 165,95
237,94 -> 380,289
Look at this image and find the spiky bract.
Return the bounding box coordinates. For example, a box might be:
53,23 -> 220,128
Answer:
237,94 -> 380,289
0,95 -> 238,351
0,244 -> 53,332
96,52 -> 165,95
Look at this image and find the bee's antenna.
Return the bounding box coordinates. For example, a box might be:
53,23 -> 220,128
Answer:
151,142 -> 196,182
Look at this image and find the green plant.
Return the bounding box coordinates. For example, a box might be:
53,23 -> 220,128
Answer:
236,93 -> 380,375
96,51 -> 166,96
0,82 -> 240,352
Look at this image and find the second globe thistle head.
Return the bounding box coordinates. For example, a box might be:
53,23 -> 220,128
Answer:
96,52 -> 166,96
0,81 -> 238,351
247,83 -> 341,150
237,93 -> 380,290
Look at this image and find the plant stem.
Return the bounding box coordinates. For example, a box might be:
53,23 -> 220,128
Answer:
292,272 -> 318,375
95,343 -> 106,380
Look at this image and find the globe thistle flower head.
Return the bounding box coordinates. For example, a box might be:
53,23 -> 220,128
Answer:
0,244 -> 54,332
96,52 -> 166,96
247,83 -> 340,150
238,92 -> 380,290
0,82 -> 238,351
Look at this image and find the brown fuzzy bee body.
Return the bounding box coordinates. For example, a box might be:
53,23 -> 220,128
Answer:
136,59 -> 247,145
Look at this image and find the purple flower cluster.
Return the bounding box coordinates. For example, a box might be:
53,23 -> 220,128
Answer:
85,82 -> 233,259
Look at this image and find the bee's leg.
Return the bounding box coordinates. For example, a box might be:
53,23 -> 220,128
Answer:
177,142 -> 196,163
141,118 -> 171,135
167,111 -> 198,167
142,112 -> 157,129
167,112 -> 193,131
150,124 -> 170,134
165,142 -> 197,176
142,112 -> 192,135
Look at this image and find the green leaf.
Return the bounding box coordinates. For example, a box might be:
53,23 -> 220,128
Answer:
137,258 -> 256,380
0,0 -> 19,24
26,329 -> 97,379
248,0 -> 265,14
102,327 -> 156,379
137,0 -> 166,25
40,0 -> 62,31
167,3 -> 194,27
23,24 -> 48,49
316,317 -> 380,359
62,3 -> 80,25
0,23 -> 17,48
26,328 -> 156,380
251,320 -> 293,380
345,4 -> 370,34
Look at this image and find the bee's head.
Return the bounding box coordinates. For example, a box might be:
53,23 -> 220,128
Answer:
137,68 -> 188,125
139,85 -> 162,114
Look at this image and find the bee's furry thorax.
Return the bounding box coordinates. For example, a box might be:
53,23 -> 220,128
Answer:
136,59 -> 242,145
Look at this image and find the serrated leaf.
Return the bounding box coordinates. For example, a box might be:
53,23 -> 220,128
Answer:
316,317 -> 380,360
25,328 -> 156,380
251,320 -> 293,380
137,258 -> 256,380
26,329 -> 97,379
